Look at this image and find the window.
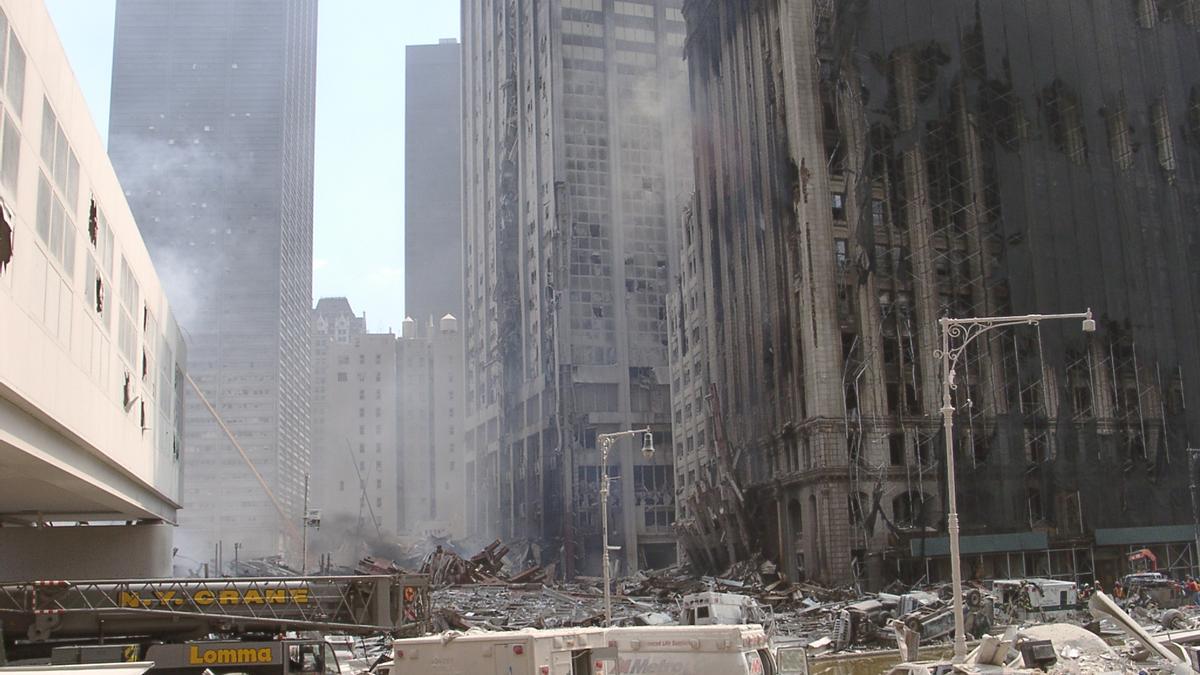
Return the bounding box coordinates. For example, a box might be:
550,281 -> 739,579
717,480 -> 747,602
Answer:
337,372 -> 347,382
831,193 -> 846,220
0,112 -> 19,192
889,433 -> 905,466
5,32 -> 23,117
871,199 -> 886,227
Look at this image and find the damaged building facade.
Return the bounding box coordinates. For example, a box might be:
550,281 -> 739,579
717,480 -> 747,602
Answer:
677,0 -> 1200,588
461,0 -> 692,576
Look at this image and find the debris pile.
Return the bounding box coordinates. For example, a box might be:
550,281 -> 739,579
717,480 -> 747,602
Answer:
419,540 -> 548,587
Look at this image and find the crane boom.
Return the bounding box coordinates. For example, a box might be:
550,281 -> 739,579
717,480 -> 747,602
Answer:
0,574 -> 430,646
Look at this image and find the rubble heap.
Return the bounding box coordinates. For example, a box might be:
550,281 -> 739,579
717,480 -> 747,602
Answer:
419,540 -> 548,587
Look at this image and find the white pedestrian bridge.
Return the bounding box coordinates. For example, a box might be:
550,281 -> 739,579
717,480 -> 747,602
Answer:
0,0 -> 185,579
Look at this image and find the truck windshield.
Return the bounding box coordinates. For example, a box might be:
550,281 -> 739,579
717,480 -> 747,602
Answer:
286,643 -> 324,675
323,644 -> 340,675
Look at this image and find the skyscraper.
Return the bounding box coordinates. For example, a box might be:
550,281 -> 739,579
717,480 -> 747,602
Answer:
108,0 -> 318,561
462,0 -> 691,576
405,39 -> 462,326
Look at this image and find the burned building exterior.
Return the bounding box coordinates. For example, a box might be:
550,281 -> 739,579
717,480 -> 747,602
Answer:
679,0 -> 1200,587
461,0 -> 692,575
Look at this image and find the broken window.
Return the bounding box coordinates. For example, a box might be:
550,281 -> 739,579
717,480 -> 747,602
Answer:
1026,487 -> 1044,524
0,199 -> 11,275
1042,80 -> 1087,165
122,372 -> 133,409
88,196 -> 98,245
831,192 -> 846,220
1104,100 -> 1135,170
94,275 -> 104,314
834,238 -> 849,269
1152,98 -> 1177,180
1027,434 -> 1047,463
889,433 -> 905,465
883,336 -> 899,364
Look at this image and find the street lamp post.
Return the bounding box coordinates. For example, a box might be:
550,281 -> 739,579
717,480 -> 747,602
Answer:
597,428 -> 655,625
937,309 -> 1094,661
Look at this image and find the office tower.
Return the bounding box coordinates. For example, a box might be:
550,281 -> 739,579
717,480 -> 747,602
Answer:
405,39 -> 462,325
108,0 -> 318,560
679,0 -> 1200,586
462,0 -> 692,576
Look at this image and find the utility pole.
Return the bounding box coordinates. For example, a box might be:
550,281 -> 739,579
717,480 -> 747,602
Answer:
596,428 -> 654,625
1189,449 -> 1200,576
301,473 -> 310,575
937,309 -> 1093,662
233,542 -> 241,577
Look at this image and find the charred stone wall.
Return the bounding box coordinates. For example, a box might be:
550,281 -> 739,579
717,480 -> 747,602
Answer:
681,0 -> 1200,585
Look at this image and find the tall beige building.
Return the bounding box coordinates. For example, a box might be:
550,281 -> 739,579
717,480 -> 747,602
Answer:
311,298 -> 399,560
397,315 -> 465,538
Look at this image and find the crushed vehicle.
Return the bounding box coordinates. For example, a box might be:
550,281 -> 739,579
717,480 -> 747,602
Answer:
1122,571 -> 1186,609
681,591 -> 773,629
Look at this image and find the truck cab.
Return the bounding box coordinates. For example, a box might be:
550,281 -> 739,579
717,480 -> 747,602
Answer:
142,640 -> 341,675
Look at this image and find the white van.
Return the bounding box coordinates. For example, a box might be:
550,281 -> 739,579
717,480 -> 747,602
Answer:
605,624 -> 777,675
391,628 -> 612,675
992,578 -> 1080,621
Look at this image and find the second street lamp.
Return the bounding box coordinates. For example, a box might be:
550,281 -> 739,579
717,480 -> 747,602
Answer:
597,428 -> 654,625
937,309 -> 1093,661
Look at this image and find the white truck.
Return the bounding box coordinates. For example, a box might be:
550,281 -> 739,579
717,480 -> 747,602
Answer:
390,627 -> 613,675
606,625 -> 778,675
991,578 -> 1079,622
391,625 -> 780,675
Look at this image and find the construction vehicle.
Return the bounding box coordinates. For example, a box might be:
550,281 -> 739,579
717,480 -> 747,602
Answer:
0,575 -> 430,662
49,640 -> 341,675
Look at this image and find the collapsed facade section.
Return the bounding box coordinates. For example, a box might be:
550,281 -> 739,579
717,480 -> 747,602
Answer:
678,0 -> 1200,588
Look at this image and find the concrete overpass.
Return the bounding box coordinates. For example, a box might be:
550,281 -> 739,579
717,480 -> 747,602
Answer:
0,0 -> 185,579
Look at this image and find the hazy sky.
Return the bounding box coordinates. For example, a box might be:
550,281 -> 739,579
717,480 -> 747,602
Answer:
43,1 -> 461,333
